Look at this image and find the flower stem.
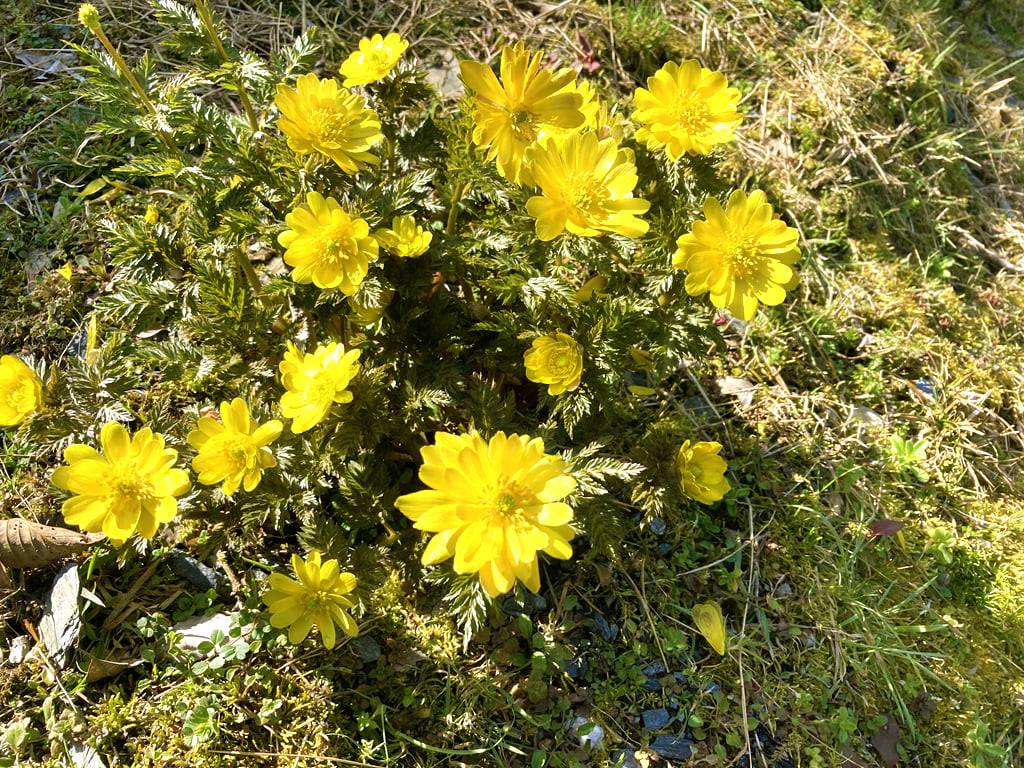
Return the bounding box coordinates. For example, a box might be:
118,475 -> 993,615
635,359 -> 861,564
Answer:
234,249 -> 267,308
446,181 -> 471,236
194,0 -> 260,132
89,25 -> 183,160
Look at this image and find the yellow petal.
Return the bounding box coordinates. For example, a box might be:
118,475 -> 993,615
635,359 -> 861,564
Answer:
692,601 -> 727,655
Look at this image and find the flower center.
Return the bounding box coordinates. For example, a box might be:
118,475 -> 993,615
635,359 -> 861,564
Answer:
5,379 -> 35,413
548,350 -> 574,375
566,174 -> 607,212
309,106 -> 351,145
214,433 -> 256,472
367,51 -> 390,72
491,480 -> 534,524
309,370 -> 338,403
723,235 -> 764,279
316,224 -> 357,266
304,590 -> 331,611
508,106 -> 537,142
672,95 -> 711,134
111,462 -> 149,498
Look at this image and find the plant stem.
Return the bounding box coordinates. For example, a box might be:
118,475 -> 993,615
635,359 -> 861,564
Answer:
234,249 -> 267,308
92,26 -> 182,159
446,181 -> 470,237
194,0 -> 260,132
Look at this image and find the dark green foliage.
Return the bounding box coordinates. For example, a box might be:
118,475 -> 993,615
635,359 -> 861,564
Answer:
23,0 -> 742,647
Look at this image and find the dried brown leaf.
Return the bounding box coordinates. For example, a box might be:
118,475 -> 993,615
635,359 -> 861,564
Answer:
0,518 -> 102,569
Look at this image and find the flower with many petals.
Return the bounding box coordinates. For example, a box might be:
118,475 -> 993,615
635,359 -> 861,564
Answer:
188,398 -> 282,496
524,332 -> 583,395
275,72 -> 382,173
278,192 -> 379,294
673,189 -> 800,321
676,439 -> 730,505
340,32 -> 409,87
632,60 -> 742,159
0,355 -> 43,426
263,550 -> 358,648
52,422 -> 190,543
460,42 -> 586,184
525,132 -> 650,241
395,431 -> 577,597
279,341 -> 361,434
374,215 -> 432,258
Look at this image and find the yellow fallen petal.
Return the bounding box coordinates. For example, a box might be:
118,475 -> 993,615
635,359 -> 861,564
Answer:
692,601 -> 727,655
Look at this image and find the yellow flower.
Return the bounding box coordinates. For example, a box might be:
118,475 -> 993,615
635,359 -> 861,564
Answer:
340,32 -> 409,87
674,189 -> 800,321
525,132 -> 650,241
536,80 -> 599,140
374,215 -> 432,258
275,72 -> 382,173
263,550 -> 358,648
676,440 -> 730,505
632,60 -> 742,159
278,192 -> 379,294
52,422 -> 191,543
279,341 -> 361,434
395,431 -> 577,598
460,42 -> 586,184
188,398 -> 282,496
56,262 -> 73,281
524,332 -> 583,395
0,355 -> 43,426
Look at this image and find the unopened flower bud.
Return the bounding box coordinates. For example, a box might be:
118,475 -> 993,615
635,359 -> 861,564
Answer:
78,3 -> 101,32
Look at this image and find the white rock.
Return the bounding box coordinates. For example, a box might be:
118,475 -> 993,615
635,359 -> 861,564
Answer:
850,405 -> 884,425
426,49 -> 463,99
69,741 -> 107,768
174,612 -> 233,649
39,563 -> 81,668
174,612 -> 246,649
566,716 -> 605,750
7,635 -> 31,665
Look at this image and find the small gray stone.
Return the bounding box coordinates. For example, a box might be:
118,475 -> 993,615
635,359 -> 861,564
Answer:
648,518 -> 666,536
39,563 -> 81,668
914,378 -> 935,398
642,708 -> 671,730
682,396 -> 716,419
167,553 -> 222,591
351,635 -> 381,663
651,734 -> 694,760
850,405 -> 884,425
611,749 -> 640,768
642,660 -> 667,676
500,592 -> 547,616
566,716 -> 604,749
567,654 -> 587,680
591,612 -> 619,641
